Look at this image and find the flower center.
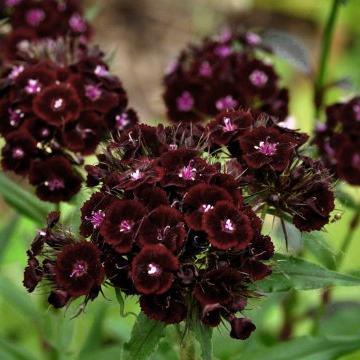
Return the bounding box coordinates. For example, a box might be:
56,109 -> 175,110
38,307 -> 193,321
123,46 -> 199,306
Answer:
94,65 -> 109,77
8,108 -> 24,127
222,218 -> 235,233
85,84 -> 102,101
130,169 -> 143,181
115,113 -> 129,129
353,104 -> 360,121
223,116 -> 236,132
157,226 -> 171,241
201,204 -> 214,213
70,260 -> 88,278
246,32 -> 261,45
216,95 -> 238,111
147,263 -> 161,276
8,65 -> 24,80
12,147 -> 24,159
179,161 -> 197,181
254,139 -> 278,156
176,91 -> 194,112
26,8 -> 46,27
352,153 -> 360,169
40,128 -> 50,138
69,13 -> 87,33
85,210 -> 105,229
249,70 -> 268,87
5,0 -> 22,6
199,61 -> 212,77
215,45 -> 232,58
119,220 -> 133,233
25,79 -> 41,94
51,98 -> 65,111
45,177 -> 65,191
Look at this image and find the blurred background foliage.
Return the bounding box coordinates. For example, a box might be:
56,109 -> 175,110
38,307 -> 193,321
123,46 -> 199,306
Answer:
1,0 -> 360,359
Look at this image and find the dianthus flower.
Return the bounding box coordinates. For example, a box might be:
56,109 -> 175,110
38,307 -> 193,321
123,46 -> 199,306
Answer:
0,40 -> 137,202
163,30 -> 289,123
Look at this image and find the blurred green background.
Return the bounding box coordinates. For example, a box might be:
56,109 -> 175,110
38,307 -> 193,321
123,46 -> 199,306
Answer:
1,1 -> 360,359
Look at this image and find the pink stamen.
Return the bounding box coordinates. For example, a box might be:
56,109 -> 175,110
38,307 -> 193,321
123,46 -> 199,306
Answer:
26,9 -> 46,27
25,79 -> 41,94
199,61 -> 212,77
176,91 -> 194,112
215,45 -> 232,58
178,161 -> 197,181
223,117 -> 236,132
115,113 -> 129,129
69,13 -> 87,33
85,84 -> 102,101
8,65 -> 24,80
254,139 -> 278,156
249,70 -> 268,87
12,147 -> 24,159
222,218 -> 235,233
45,178 -> 65,191
216,95 -> 238,111
353,104 -> 360,121
94,65 -> 109,77
70,261 -> 88,278
8,108 -> 24,127
85,210 -> 105,229
147,263 -> 161,275
119,220 -> 133,233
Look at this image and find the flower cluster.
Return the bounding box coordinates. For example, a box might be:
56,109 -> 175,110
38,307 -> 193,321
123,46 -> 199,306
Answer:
0,41 -> 137,202
315,97 -> 360,186
206,109 -> 335,232
25,122 -> 275,341
163,29 -> 289,124
0,0 -> 91,62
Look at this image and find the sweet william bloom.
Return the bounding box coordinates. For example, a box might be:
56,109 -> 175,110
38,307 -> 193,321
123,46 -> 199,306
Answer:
230,317 -> 256,340
55,242 -> 104,297
131,245 -> 179,295
100,199 -> 146,254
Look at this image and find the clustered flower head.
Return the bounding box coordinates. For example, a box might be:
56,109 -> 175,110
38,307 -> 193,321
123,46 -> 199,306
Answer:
0,40 -> 137,202
206,108 -> 335,232
163,29 -> 289,124
25,122 -> 276,341
315,97 -> 360,186
0,0 -> 91,62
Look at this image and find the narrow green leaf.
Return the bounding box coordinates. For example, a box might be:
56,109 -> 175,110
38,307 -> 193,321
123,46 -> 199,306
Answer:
123,312 -> 166,360
235,335 -> 360,360
0,337 -> 38,360
114,288 -> 137,318
0,275 -> 41,325
193,321 -> 213,360
302,231 -> 337,270
84,345 -> 123,360
0,173 -> 51,225
258,254 -> 360,293
336,188 -> 360,211
79,303 -> 107,357
262,29 -> 311,73
0,215 -> 20,262
84,2 -> 103,21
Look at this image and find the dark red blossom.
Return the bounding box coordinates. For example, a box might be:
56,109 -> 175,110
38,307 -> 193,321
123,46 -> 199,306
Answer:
131,245 -> 179,295
239,127 -> 295,172
23,255 -> 43,292
203,201 -> 253,250
55,242 -> 104,297
139,205 -> 186,252
29,156 -> 82,203
100,200 -> 146,253
230,317 -> 256,340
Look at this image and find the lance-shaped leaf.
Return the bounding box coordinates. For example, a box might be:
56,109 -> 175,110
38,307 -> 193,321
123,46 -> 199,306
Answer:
258,254 -> 360,293
193,320 -> 213,360
123,312 -> 166,360
237,335 -> 360,360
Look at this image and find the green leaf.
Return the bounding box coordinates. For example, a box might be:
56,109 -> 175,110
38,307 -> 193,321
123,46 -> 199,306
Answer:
258,254 -> 360,293
0,215 -> 20,262
0,173 -> 51,225
262,29 -> 311,73
0,275 -> 41,325
123,312 -> 166,360
84,345 -> 123,360
114,288 -> 137,318
302,231 -> 337,270
235,335 -> 360,360
193,321 -> 213,360
79,303 -> 107,357
84,2 -> 103,21
0,337 -> 38,360
336,188 -> 360,211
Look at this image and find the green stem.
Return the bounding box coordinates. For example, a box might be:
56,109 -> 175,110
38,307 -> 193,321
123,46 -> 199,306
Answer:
179,331 -> 197,360
314,0 -> 342,120
336,212 -> 360,269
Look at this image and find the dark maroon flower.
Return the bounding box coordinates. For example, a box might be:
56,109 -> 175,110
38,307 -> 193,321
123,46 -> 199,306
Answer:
1,130 -> 37,174
1,27 -> 37,60
135,187 -> 169,209
183,184 -> 232,230
239,127 -> 295,172
208,109 -> 254,145
80,192 -> 113,237
54,241 -> 104,297
140,293 -> 187,324
23,255 -> 43,292
230,317 -> 256,340
336,141 -> 360,185
139,205 -> 186,252
203,201 -> 253,250
29,156 -> 82,203
131,245 -> 179,295
24,117 -> 55,141
293,182 -> 335,232
0,101 -> 26,136
100,200 -> 146,253
48,289 -> 70,308
33,83 -> 81,126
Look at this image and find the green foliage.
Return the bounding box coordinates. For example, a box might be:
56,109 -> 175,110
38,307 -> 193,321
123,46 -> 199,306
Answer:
193,320 -> 213,360
123,312 -> 166,360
